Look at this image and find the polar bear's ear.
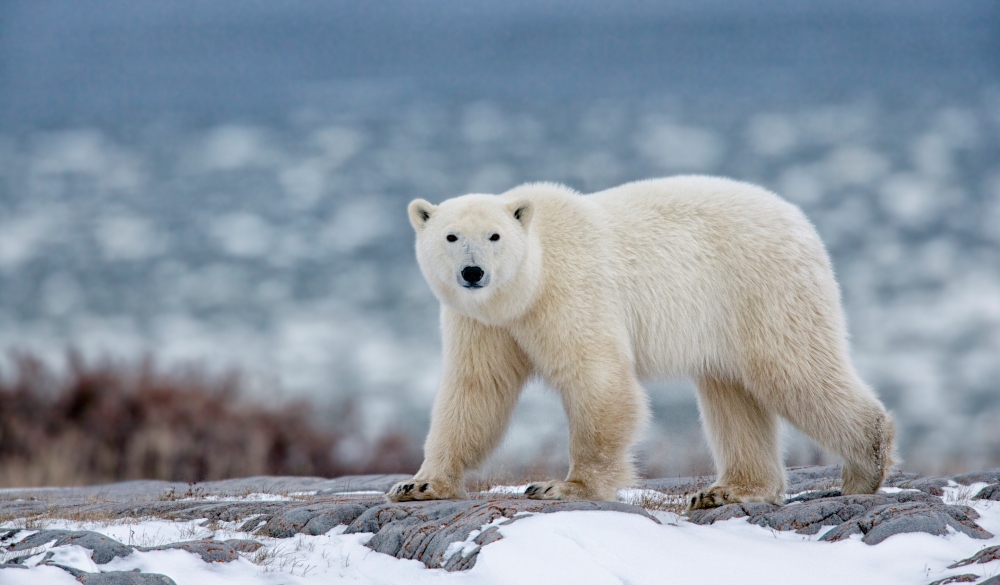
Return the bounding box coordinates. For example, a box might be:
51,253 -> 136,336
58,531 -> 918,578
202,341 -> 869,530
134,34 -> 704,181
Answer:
408,199 -> 437,231
509,199 -> 533,229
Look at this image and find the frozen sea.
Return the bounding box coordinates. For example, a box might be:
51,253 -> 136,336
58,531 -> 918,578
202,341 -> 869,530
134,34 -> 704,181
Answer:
0,0 -> 998,474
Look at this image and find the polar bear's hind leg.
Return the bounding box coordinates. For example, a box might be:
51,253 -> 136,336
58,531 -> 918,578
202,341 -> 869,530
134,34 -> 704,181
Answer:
746,361 -> 897,498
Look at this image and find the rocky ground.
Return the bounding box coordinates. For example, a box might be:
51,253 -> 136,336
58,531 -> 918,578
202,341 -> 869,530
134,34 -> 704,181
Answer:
2,466 -> 999,584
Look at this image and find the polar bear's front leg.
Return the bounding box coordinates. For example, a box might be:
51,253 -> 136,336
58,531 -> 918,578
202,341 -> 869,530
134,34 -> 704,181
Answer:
387,310 -> 531,503
524,480 -> 592,500
525,358 -> 648,502
687,376 -> 786,510
386,478 -> 463,501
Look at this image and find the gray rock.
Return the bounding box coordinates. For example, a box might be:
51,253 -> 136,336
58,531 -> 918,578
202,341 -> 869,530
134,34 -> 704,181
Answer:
1,469 -> 997,574
344,499 -> 659,571
0,498 -> 292,529
138,539 -> 263,563
820,501 -> 991,544
687,502 -> 780,525
0,480 -> 188,502
259,501 -> 379,537
948,544 -> 1000,568
951,469 -> 1000,485
9,530 -> 132,564
122,500 -> 288,523
635,466 -> 851,495
0,530 -> 24,546
981,576 -> 1000,585
73,569 -> 177,585
688,491 -> 991,545
42,562 -> 176,584
974,484 -> 1000,501
0,475 -> 409,504
883,469 -> 925,487
637,465 -> 920,497
928,575 -> 980,585
900,477 -> 952,496
900,468 -> 1000,496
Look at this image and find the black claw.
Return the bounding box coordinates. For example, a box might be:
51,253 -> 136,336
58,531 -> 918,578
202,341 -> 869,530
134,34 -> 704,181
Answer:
403,483 -> 413,493
544,486 -> 553,494
419,483 -> 429,493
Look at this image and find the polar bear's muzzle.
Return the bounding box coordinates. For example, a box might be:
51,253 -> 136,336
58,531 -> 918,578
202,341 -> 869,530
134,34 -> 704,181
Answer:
458,265 -> 489,289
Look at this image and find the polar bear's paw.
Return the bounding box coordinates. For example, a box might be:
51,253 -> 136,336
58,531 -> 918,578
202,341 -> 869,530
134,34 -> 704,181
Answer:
688,485 -> 781,510
386,479 -> 463,502
524,480 -> 591,500
688,486 -> 740,510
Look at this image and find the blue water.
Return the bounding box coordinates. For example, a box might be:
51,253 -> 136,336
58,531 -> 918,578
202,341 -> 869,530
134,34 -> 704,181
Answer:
1,0 -> 999,474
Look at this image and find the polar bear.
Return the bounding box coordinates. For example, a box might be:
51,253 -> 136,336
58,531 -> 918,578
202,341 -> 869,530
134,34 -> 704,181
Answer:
388,176 -> 896,508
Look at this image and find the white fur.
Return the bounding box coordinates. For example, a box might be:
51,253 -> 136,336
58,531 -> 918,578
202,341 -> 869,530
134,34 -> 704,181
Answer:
388,176 -> 896,506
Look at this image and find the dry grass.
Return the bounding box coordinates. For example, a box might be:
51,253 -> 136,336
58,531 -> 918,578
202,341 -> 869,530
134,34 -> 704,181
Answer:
250,536 -> 319,576
944,483 -> 980,507
159,484 -> 208,501
0,350 -> 421,488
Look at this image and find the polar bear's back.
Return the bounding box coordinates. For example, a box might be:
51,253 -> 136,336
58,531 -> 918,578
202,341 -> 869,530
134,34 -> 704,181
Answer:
591,175 -> 811,240
588,176 -> 847,381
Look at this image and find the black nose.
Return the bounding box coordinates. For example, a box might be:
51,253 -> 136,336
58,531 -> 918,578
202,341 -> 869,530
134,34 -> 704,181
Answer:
461,266 -> 484,283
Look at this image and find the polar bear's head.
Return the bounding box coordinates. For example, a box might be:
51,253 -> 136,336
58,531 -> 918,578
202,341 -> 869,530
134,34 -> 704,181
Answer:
408,194 -> 534,319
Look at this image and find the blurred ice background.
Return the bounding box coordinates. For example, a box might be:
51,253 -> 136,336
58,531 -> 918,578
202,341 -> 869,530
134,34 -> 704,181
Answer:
1,0 -> 998,476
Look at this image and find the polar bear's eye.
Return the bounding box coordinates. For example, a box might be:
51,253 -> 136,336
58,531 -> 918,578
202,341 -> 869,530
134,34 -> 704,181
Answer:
490,233 -> 500,242
446,234 -> 458,242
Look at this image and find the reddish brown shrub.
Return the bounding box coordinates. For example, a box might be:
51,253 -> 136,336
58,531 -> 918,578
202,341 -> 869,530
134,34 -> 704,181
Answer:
0,351 -> 421,487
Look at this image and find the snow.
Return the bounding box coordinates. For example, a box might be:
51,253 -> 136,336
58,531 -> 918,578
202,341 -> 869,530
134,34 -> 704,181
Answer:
47,545 -> 101,573
483,484 -> 529,496
0,566 -> 79,585
4,492 -> 1000,584
178,493 -> 296,503
31,518 -> 215,548
322,490 -> 384,497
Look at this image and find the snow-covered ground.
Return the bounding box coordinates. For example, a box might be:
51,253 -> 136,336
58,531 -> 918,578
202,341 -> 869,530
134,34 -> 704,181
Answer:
3,485 -> 999,585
